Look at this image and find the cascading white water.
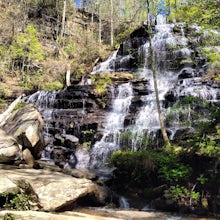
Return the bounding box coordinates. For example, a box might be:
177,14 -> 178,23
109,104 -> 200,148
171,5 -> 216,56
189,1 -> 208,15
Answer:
157,14 -> 166,25
23,90 -> 60,161
119,196 -> 130,210
131,69 -> 177,150
22,18 -> 219,169
91,51 -> 118,74
89,83 -> 133,169
24,90 -> 59,134
130,22 -> 181,150
89,19 -> 219,156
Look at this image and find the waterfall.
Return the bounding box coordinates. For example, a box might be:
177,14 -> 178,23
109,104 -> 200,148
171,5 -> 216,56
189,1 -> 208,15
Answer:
91,51 -> 118,74
119,196 -> 130,210
131,70 -> 177,150
130,22 -> 180,150
89,83 -> 133,169
23,90 -> 60,161
23,90 -> 60,134
22,20 -> 219,169
156,14 -> 167,25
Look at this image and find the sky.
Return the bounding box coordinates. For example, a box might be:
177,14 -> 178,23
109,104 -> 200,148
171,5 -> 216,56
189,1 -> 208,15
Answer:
74,0 -> 83,8
74,0 -> 167,14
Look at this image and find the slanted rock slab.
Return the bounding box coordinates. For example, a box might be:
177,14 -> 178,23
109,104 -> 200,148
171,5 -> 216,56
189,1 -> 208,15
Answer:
0,165 -> 107,211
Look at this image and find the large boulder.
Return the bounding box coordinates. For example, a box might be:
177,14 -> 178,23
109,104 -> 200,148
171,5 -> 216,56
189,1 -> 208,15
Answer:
0,129 -> 22,164
0,164 -> 108,211
2,104 -> 45,159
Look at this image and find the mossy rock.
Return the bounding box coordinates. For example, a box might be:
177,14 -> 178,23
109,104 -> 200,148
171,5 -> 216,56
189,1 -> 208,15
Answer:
98,72 -> 134,82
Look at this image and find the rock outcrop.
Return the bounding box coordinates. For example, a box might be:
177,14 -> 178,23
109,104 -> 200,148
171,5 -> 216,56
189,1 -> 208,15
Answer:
0,164 -> 108,211
0,129 -> 22,164
2,104 -> 45,160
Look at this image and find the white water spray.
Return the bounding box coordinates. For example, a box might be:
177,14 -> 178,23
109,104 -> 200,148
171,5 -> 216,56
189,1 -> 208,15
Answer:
89,83 -> 133,169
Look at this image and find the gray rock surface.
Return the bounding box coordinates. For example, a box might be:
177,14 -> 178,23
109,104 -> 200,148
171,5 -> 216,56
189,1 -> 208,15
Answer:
2,104 -> 45,159
0,164 -> 107,211
0,129 -> 22,163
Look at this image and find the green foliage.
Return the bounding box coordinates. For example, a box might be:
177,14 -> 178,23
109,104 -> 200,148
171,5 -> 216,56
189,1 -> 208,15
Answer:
0,86 -> 10,98
200,47 -> 220,67
120,130 -> 133,139
42,81 -> 64,91
9,24 -> 44,87
166,185 -> 200,207
0,45 -> 10,77
180,58 -> 193,65
10,24 -> 44,67
200,30 -> 220,47
167,0 -> 220,28
83,141 -> 91,148
115,25 -> 136,45
3,214 -> 16,220
93,76 -> 112,96
0,98 -> 7,104
63,43 -> 77,58
186,124 -> 220,157
82,129 -> 94,135
178,97 -> 220,158
196,138 -> 219,157
157,154 -> 191,184
1,190 -> 31,211
197,174 -> 208,185
13,102 -> 26,111
110,148 -> 192,186
110,150 -> 159,185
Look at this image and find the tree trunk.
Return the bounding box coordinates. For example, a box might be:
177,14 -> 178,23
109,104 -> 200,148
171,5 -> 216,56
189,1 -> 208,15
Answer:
66,63 -> 71,87
98,3 -> 102,45
60,0 -> 67,41
91,11 -> 94,40
110,0 -> 114,46
175,0 -> 177,12
0,94 -> 25,126
167,0 -> 171,15
146,0 -> 171,147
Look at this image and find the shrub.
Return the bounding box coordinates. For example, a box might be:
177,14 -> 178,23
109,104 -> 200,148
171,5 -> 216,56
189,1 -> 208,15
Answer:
93,76 -> 112,96
157,154 -> 191,184
3,214 -> 16,220
165,185 -> 200,208
109,150 -> 160,186
1,189 -> 31,211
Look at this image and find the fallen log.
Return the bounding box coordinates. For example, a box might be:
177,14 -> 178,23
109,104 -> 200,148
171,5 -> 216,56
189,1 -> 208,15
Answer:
0,94 -> 25,126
